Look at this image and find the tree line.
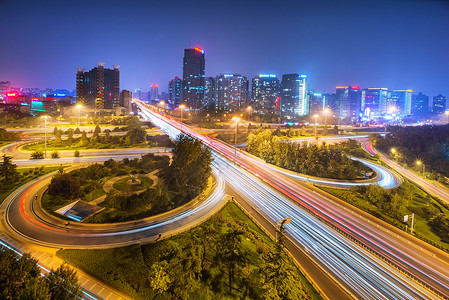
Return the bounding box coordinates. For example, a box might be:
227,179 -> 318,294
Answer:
247,129 -> 372,180
370,125 -> 449,182
0,246 -> 82,299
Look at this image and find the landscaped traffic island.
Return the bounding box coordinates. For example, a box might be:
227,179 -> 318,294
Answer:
41,134 -> 212,223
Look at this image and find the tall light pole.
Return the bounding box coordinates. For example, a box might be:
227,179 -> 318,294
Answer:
233,117 -> 240,164
42,115 -> 48,159
247,106 -> 252,122
76,104 -> 82,127
179,104 -> 185,132
416,160 -> 425,177
323,108 -> 330,127
313,114 -> 319,145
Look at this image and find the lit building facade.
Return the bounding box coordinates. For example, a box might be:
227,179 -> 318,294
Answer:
0,81 -> 10,98
308,91 -> 324,116
182,47 -> 205,109
204,77 -> 215,109
76,63 -> 120,109
251,74 -> 279,113
120,90 -> 132,110
411,92 -> 429,115
361,88 -> 388,118
387,89 -> 412,116
215,74 -> 248,112
168,76 -> 182,108
335,86 -> 361,120
433,94 -> 447,114
150,85 -> 159,102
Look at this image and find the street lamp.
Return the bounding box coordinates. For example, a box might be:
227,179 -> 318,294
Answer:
391,148 -> 397,161
247,106 -> 252,122
76,104 -> 82,127
41,115 -> 48,159
233,117 -> 240,164
445,110 -> 449,123
313,114 -> 319,145
179,104 -> 185,132
416,160 -> 425,177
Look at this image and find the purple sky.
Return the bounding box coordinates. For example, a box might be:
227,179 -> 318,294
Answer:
1,0 -> 448,97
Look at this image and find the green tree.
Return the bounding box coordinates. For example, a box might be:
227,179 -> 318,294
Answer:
54,131 -> 62,146
53,127 -> 58,136
74,127 -> 81,134
47,173 -> 80,200
165,134 -> 212,199
93,125 -> 101,136
66,129 -> 74,145
30,150 -> 44,159
0,154 -> 19,184
104,129 -> 111,143
149,261 -> 172,295
125,127 -> 147,144
300,126 -> 306,136
80,131 -> 89,146
74,150 -> 80,157
47,264 -> 82,300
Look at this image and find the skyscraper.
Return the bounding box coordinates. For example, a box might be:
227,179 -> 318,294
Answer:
204,77 -> 215,109
251,74 -> 279,113
387,90 -> 412,116
280,74 -> 299,117
433,94 -> 447,114
215,74 -> 248,112
182,47 -> 205,109
150,84 -> 159,102
168,76 -> 182,108
361,88 -> 388,118
76,63 -> 120,109
0,81 -> 10,98
411,92 -> 429,115
308,91 -> 323,116
335,86 -> 361,120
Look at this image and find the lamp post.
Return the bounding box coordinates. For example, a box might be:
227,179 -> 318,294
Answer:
179,104 -> 185,132
323,108 -> 330,126
391,148 -> 396,161
76,104 -> 82,127
247,106 -> 252,122
445,110 -> 449,123
313,114 -> 319,145
233,117 -> 240,164
42,115 -> 48,159
416,160 -> 425,177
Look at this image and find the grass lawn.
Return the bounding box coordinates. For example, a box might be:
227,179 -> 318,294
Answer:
319,180 -> 449,251
57,202 -> 322,300
113,176 -> 154,192
0,166 -> 64,206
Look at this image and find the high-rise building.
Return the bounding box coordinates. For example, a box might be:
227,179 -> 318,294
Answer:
215,74 -> 248,112
433,94 -> 447,114
251,74 -> 280,113
168,76 -> 182,108
204,77 -> 216,110
308,91 -> 323,116
0,81 -> 10,98
120,90 -> 132,110
150,84 -> 159,102
134,89 -> 144,101
335,86 -> 361,120
387,90 -> 412,116
411,92 -> 429,115
322,93 -> 336,111
76,63 -> 120,109
280,74 -> 299,117
182,47 -> 205,109
361,88 -> 388,118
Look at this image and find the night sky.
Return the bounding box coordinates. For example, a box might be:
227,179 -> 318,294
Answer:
1,0 -> 448,97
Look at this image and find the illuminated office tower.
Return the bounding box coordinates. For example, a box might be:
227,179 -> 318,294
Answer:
308,91 -> 323,115
387,89 -> 412,116
168,76 -> 182,108
335,86 -> 361,120
120,90 -> 132,110
251,74 -> 279,113
361,88 -> 388,118
204,76 -> 215,109
280,74 -> 299,117
182,47 -> 205,109
215,74 -> 248,112
411,92 -> 429,115
433,94 -> 447,114
150,84 -> 159,102
76,63 -> 120,109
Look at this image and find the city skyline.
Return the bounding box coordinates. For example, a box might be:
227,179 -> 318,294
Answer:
0,0 -> 448,98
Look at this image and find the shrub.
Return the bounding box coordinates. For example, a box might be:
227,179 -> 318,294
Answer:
74,150 -> 80,157
51,150 -> 60,158
30,150 -> 44,159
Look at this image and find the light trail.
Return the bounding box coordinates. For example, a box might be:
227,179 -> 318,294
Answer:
138,102 -> 449,299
